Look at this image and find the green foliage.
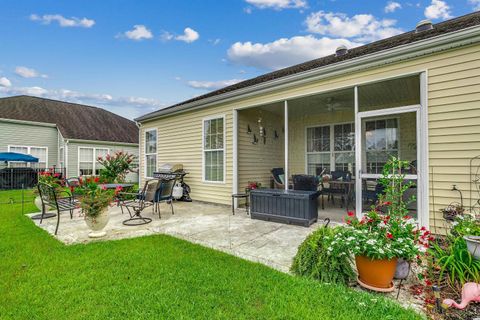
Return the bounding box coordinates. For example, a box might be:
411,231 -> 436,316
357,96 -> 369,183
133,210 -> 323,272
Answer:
335,157 -> 429,261
0,190 -> 421,320
291,226 -> 355,285
75,177 -> 114,218
378,157 -> 415,218
430,236 -> 480,287
97,151 -> 136,183
451,214 -> 480,237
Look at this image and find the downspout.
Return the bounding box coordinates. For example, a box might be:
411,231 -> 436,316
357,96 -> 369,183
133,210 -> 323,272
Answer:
65,140 -> 69,178
135,121 -> 142,186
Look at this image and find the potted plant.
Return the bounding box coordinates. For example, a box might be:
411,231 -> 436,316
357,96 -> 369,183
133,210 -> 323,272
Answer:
75,177 -> 116,238
451,214 -> 480,259
246,181 -> 261,192
336,157 -> 431,292
34,169 -> 62,210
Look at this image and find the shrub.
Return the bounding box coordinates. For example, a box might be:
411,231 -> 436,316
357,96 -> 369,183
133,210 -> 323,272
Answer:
291,226 -> 355,285
97,151 -> 136,183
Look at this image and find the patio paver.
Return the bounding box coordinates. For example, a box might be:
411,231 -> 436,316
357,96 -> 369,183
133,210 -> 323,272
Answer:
29,201 -> 342,272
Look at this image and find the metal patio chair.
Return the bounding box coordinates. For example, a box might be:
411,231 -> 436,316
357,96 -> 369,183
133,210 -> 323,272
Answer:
118,179 -> 161,226
37,182 -> 76,235
154,178 -> 176,218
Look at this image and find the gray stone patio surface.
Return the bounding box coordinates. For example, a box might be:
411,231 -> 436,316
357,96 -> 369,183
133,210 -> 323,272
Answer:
29,201 -> 342,272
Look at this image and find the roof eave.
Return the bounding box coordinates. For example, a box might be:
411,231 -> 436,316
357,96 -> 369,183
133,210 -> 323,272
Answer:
136,24 -> 480,123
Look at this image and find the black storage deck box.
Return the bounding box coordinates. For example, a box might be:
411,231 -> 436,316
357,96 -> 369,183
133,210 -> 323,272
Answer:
250,189 -> 320,227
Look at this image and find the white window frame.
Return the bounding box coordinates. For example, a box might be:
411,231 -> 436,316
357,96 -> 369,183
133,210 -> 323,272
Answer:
304,121 -> 355,175
362,117 -> 401,175
144,128 -> 157,179
202,115 -> 226,184
77,147 -> 110,176
8,145 -> 48,168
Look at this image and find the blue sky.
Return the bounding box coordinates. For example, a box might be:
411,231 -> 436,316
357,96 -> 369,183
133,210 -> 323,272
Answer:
0,0 -> 478,119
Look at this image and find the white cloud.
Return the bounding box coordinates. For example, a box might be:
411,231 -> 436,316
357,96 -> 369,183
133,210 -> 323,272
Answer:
244,7 -> 253,14
160,31 -> 174,41
385,2 -> 402,13
245,0 -> 307,10
15,66 -> 48,79
187,79 -> 244,90
469,0 -> 480,10
424,0 -> 452,20
175,27 -> 199,43
30,14 -> 95,28
0,86 -> 164,119
209,38 -> 221,45
118,25 -> 153,41
0,77 -> 12,87
227,35 -> 361,70
305,11 -> 403,42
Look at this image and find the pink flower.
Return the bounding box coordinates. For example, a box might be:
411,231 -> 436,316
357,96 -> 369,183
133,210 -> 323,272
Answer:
101,185 -> 107,191
347,211 -> 355,217
386,233 -> 393,239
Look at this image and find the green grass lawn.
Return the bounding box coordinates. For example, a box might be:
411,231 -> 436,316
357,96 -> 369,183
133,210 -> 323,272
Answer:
0,189 -> 422,320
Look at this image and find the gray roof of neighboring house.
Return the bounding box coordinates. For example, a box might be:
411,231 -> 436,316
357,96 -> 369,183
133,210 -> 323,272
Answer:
136,11 -> 480,122
0,95 -> 139,144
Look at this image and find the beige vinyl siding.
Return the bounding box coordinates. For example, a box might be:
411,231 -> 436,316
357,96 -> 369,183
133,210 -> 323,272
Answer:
238,109 -> 284,190
140,43 -> 480,232
0,120 -> 58,168
139,109 -> 233,205
66,141 -> 139,182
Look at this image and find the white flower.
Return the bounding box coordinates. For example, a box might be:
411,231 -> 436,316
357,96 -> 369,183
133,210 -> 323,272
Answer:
452,221 -> 458,226
366,239 -> 376,245
397,238 -> 404,243
358,302 -> 366,307
347,237 -> 355,242
406,218 -> 416,225
378,248 -> 385,254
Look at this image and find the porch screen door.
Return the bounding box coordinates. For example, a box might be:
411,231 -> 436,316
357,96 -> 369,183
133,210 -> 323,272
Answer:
355,107 -> 420,219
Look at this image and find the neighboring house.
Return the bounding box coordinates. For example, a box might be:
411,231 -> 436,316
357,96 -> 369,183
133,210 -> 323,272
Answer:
0,95 -> 139,182
135,12 -> 480,233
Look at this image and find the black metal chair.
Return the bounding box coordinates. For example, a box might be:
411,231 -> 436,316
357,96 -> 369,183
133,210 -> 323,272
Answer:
37,182 -> 76,235
292,174 -> 319,191
321,170 -> 352,208
118,179 -> 160,226
154,178 -> 176,218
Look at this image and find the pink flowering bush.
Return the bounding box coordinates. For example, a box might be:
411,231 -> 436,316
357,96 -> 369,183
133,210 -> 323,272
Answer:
74,177 -> 119,218
97,151 -> 136,183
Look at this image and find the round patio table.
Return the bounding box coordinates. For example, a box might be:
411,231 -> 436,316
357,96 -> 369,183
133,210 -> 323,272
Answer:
99,183 -> 134,190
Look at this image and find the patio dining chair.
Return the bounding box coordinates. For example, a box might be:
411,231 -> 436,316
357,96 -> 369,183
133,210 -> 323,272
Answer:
118,179 -> 161,226
154,178 -> 176,219
321,170 -> 352,208
37,182 -> 76,235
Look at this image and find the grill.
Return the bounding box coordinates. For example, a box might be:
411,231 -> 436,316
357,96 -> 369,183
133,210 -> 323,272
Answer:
153,164 -> 191,202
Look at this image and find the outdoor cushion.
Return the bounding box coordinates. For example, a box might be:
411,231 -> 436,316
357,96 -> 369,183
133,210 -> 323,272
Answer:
278,174 -> 285,185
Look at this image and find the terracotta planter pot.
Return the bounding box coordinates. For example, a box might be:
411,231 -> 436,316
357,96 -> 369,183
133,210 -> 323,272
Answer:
355,255 -> 397,292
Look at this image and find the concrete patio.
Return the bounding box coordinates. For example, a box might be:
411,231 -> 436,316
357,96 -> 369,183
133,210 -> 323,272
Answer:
29,201 -> 343,272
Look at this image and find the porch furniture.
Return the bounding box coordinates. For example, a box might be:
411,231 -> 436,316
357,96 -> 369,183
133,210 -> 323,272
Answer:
118,179 -> 161,226
231,193 -> 249,215
154,178 -> 176,218
99,183 -> 134,190
362,180 -> 385,207
271,168 -> 286,189
36,182 -> 76,235
292,174 -> 319,191
328,180 -> 355,211
321,171 -> 352,208
250,189 -> 320,227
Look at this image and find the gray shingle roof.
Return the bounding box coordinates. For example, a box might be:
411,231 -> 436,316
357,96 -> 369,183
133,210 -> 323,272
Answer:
136,11 -> 480,122
0,95 -> 138,144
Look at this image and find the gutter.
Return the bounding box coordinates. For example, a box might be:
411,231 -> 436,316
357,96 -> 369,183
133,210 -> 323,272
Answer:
66,138 -> 139,146
0,117 -> 57,128
136,24 -> 480,123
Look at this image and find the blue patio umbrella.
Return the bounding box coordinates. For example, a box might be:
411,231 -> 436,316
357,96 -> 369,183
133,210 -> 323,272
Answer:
0,152 -> 39,163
